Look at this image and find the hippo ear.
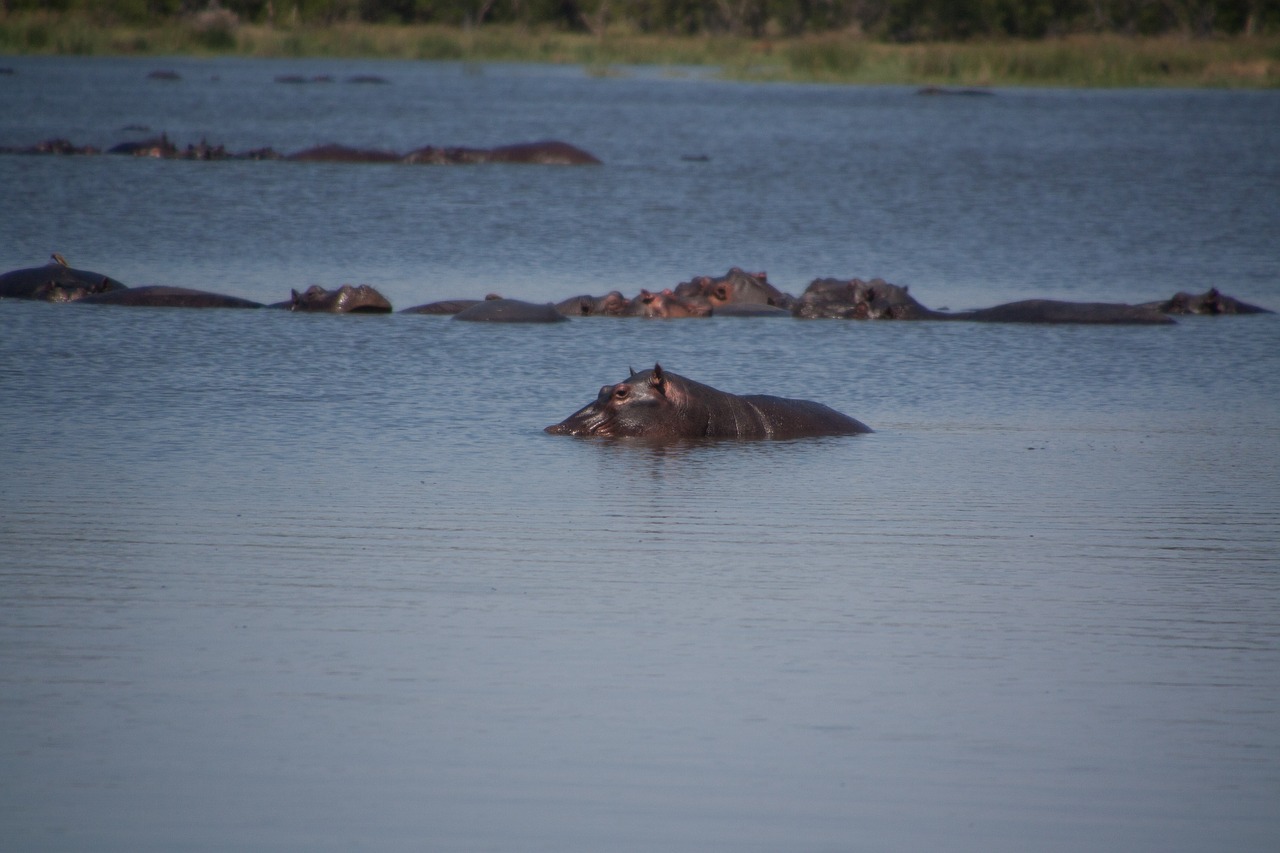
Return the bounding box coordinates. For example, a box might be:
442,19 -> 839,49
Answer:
629,366 -> 637,378
651,363 -> 666,394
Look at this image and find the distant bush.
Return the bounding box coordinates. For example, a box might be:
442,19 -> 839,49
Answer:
20,0 -> 1280,39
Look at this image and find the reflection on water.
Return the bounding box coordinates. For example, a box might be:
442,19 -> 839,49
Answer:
2,57 -> 1280,853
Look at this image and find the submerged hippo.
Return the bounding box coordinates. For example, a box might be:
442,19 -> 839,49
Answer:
483,141 -> 603,165
399,298 -> 485,315
1143,288 -> 1272,315
76,286 -> 263,309
286,144 -> 401,163
961,299 -> 1174,325
545,364 -> 871,440
625,289 -> 712,318
793,277 -> 943,320
108,135 -> 179,158
273,284 -> 393,313
403,140 -> 601,166
674,268 -> 795,311
453,298 -> 567,323
555,291 -> 632,317
0,254 -> 128,301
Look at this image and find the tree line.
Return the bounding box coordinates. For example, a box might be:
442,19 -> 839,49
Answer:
12,0 -> 1279,39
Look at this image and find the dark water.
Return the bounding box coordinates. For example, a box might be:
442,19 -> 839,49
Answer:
2,57 -> 1279,852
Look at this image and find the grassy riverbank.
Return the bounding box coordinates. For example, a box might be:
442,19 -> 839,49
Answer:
2,12 -> 1278,88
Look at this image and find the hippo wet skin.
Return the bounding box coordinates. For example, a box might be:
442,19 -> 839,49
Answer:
545,364 -> 871,440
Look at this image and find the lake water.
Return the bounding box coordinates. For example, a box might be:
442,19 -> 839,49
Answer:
2,56 -> 1279,852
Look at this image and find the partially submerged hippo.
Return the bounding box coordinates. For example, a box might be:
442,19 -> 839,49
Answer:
399,298 -> 485,315
273,284 -> 393,313
793,277 -> 941,320
0,254 -> 128,301
484,141 -> 603,165
403,140 -> 601,166
76,286 -> 263,309
108,135 -> 179,158
961,299 -> 1174,325
286,144 -> 401,163
545,364 -> 871,440
555,291 -> 632,317
626,289 -> 711,318
674,268 -> 794,312
453,298 -> 567,323
1143,288 -> 1272,316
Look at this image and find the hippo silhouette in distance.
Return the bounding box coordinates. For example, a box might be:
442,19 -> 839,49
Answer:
545,364 -> 871,440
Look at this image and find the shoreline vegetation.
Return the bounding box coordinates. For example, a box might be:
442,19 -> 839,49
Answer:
1,12 -> 1278,88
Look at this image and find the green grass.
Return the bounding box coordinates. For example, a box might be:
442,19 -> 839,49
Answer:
1,13 -> 1277,88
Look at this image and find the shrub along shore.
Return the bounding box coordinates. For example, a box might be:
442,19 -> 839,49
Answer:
1,13 -> 1277,88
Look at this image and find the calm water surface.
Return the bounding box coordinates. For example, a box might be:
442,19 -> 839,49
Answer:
2,57 -> 1279,852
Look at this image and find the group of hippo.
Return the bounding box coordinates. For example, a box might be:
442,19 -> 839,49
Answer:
4,257 -> 1271,442
0,135 -> 602,165
1,256 -> 1271,325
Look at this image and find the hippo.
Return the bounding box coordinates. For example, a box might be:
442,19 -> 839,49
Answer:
674,268 -> 795,311
286,144 -> 401,163
555,291 -> 632,317
961,299 -> 1175,325
401,146 -> 489,165
916,86 -> 995,96
484,141 -> 603,165
712,302 -> 793,317
0,254 -> 128,301
1142,288 -> 1272,315
5,138 -> 100,156
793,277 -> 943,320
403,140 -> 601,166
625,289 -> 712,318
400,298 -> 486,315
108,135 -> 178,158
272,284 -> 394,313
76,286 -> 263,309
453,298 -> 567,323
545,364 -> 871,440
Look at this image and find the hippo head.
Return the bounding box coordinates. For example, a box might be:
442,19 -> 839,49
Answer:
545,364 -> 690,438
674,268 -> 787,309
32,281 -> 87,303
290,284 -> 393,313
332,284 -> 393,313
627,289 -> 711,318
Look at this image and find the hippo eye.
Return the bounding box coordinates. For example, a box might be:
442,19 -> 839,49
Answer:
613,386 -> 629,400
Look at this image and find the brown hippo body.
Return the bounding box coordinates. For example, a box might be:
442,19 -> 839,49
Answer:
1142,288 -> 1272,316
674,268 -> 795,312
453,298 -> 567,323
286,144 -> 400,163
484,141 -> 602,165
400,298 -> 485,315
545,364 -> 871,440
961,299 -> 1174,325
272,284 -> 393,313
555,291 -> 632,317
0,255 -> 128,301
625,289 -> 712,318
77,286 -> 262,309
794,277 -> 944,320
404,141 -> 601,166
